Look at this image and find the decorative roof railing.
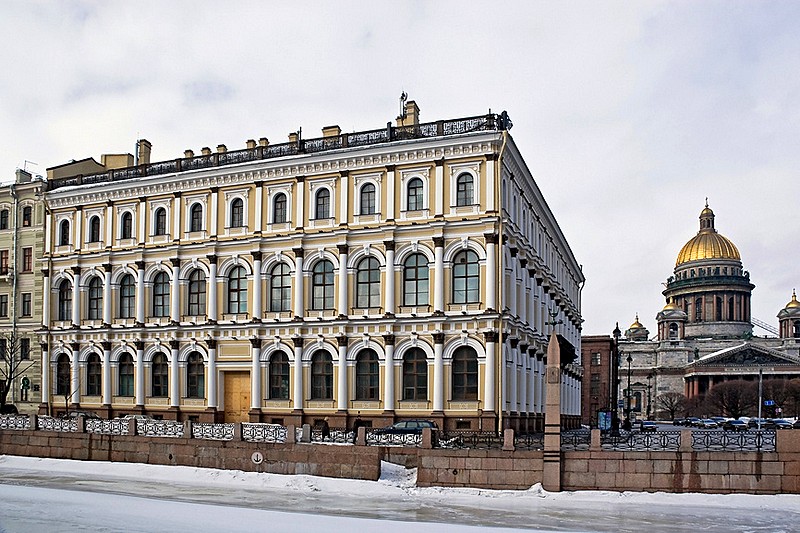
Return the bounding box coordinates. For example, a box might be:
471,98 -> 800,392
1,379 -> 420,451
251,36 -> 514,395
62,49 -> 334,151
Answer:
48,113 -> 504,191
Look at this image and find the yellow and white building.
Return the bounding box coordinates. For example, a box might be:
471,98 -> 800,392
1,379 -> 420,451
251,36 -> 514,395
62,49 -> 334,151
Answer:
39,101 -> 584,431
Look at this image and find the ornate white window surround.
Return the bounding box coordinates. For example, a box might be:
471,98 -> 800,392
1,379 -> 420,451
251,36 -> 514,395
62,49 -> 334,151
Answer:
352,172 -> 382,225
149,199 -> 172,243
448,161 -> 481,216
224,187 -> 250,236
399,167 -> 430,221
266,183 -> 293,231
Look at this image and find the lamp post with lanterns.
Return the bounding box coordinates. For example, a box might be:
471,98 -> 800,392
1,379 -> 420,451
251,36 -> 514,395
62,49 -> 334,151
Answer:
646,373 -> 653,420
611,323 -> 622,436
623,352 -> 632,431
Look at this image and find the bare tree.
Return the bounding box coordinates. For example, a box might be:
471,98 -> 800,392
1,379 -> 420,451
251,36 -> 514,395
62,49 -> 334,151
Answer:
0,333 -> 35,412
706,381 -> 757,418
761,379 -> 792,418
655,392 -> 686,420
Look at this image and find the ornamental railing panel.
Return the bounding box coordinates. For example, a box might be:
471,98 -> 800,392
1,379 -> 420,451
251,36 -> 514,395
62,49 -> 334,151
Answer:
0,414 -> 31,430
515,432 -> 544,451
36,416 -> 78,433
242,423 -> 287,443
601,431 -> 681,451
136,419 -> 184,438
86,419 -> 129,435
437,430 -> 503,450
560,430 -> 591,450
691,430 -> 775,451
310,426 -> 351,444
192,423 -> 235,441
365,430 -> 422,447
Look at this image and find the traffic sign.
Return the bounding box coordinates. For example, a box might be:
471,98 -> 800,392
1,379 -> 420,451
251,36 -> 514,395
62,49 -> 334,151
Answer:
764,400 -> 775,406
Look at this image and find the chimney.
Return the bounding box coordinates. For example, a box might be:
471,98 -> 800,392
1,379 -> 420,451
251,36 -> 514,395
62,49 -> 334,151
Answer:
216,144 -> 227,153
322,125 -> 341,138
396,100 -> 420,127
288,132 -> 299,144
184,149 -> 194,158
201,147 -> 212,156
137,139 -> 152,165
15,168 -> 32,184
258,137 -> 269,147
246,139 -> 257,149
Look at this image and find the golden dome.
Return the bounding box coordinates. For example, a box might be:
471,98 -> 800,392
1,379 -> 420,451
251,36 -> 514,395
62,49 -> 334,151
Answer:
629,314 -> 645,330
786,290 -> 800,309
662,300 -> 680,311
675,204 -> 741,266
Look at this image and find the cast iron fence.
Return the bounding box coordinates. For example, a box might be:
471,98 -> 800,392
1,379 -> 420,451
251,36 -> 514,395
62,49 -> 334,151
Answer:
437,430 -> 504,450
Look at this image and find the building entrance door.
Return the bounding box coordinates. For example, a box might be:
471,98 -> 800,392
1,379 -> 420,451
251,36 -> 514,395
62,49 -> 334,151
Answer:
223,372 -> 251,422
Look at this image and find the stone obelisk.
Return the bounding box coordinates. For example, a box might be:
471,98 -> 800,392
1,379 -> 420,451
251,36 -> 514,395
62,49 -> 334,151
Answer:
542,331 -> 561,491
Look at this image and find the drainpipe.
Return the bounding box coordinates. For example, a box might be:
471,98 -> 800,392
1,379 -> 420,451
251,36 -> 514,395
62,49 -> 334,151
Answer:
496,128 -> 509,433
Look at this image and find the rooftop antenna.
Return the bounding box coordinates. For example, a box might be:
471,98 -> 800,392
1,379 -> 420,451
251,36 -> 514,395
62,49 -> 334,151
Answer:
23,160 -> 38,172
399,91 -> 408,121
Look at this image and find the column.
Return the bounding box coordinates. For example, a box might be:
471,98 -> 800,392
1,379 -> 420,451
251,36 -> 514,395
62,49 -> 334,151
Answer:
253,181 -> 263,233
385,166 -> 395,221
536,354 -> 545,413
70,342 -> 80,406
433,237 -> 445,315
250,338 -> 262,411
483,332 -> 497,412
383,334 -> 396,412
42,270 -> 51,327
484,234 -> 497,311
105,202 -> 114,244
337,335 -> 348,411
384,241 -> 395,316
337,245 -> 348,317
135,341 -> 144,407
519,259 -> 529,323
509,248 -> 518,317
138,197 -> 146,245
172,192 -> 182,241
519,343 -> 529,414
500,344 -> 507,412
339,171 -> 349,225
207,255 -> 218,323
295,176 -> 305,230
71,268 -> 81,326
209,187 -> 218,238
102,342 -> 112,406
434,159 -> 444,217
135,261 -> 145,325
293,248 -> 304,319
528,349 -> 537,414
102,264 -> 112,325
44,211 -> 52,254
169,340 -> 180,408
40,342 -> 49,407
252,252 -> 262,322
170,258 -> 181,323
292,337 -> 304,411
74,207 -> 83,250
433,332 -> 445,412
207,339 -> 217,409
509,339 -> 518,413
486,154 -> 497,211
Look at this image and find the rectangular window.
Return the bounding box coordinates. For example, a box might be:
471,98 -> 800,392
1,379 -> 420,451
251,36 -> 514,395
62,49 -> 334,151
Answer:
0,295 -> 7,317
20,338 -> 30,360
591,352 -> 601,365
0,250 -> 8,274
590,373 -> 601,395
21,293 -> 32,317
21,247 -> 32,272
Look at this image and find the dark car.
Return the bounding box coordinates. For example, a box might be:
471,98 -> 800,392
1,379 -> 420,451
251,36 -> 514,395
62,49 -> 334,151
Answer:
685,417 -> 700,427
793,419 -> 800,430
748,418 -> 769,429
374,420 -> 438,435
772,419 -> 793,430
672,418 -> 685,426
639,420 -> 657,432
61,410 -> 101,420
722,419 -> 748,432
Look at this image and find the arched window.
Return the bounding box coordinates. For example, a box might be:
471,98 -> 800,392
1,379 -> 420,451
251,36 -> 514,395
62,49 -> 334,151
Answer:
273,193 -> 287,224
121,212 -> 133,239
452,250 -> 480,304
794,320 -> 800,338
0,209 -> 7,230
119,274 -> 135,318
728,297 -> 735,321
312,260 -> 334,310
403,253 -> 429,306
456,173 -> 474,206
403,348 -> 427,400
315,189 -> 330,219
694,297 -> 703,322
56,354 -> 71,396
190,203 -> 203,232
310,351 -> 333,400
187,270 -> 206,316
89,216 -> 101,242
22,206 -> 32,227
58,279 -> 72,321
154,207 -> 167,236
359,183 -> 376,215
269,263 -> 291,312
227,266 -> 248,314
230,198 -> 244,228
355,257 -> 380,309
669,322 -> 679,339
87,353 -> 101,396
152,272 -> 170,317
407,178 -> 424,211
452,347 -> 478,400
59,220 -> 70,246
355,349 -> 379,400
268,352 -> 290,400
151,353 -> 168,397
186,352 -> 205,398
118,354 -> 134,397
716,297 -> 723,321
87,277 -> 103,320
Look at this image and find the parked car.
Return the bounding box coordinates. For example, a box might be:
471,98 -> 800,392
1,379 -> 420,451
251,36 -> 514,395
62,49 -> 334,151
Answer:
685,417 -> 700,427
639,420 -> 657,432
116,414 -> 153,422
697,419 -> 718,429
61,410 -> 101,420
722,419 -> 748,432
672,418 -> 685,426
793,419 -> 800,429
711,417 -> 727,425
373,420 -> 438,435
748,418 -> 769,429
772,419 -> 793,430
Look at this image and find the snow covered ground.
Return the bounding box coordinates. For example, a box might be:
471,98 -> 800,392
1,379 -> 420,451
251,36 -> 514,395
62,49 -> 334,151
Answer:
1,455 -> 799,532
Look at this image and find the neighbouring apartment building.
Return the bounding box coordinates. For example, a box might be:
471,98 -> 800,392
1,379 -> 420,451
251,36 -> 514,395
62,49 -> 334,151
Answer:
0,169 -> 47,414
38,101 -> 584,432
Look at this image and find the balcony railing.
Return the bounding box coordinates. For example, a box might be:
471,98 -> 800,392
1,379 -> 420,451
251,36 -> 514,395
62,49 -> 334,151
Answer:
48,114 -> 503,191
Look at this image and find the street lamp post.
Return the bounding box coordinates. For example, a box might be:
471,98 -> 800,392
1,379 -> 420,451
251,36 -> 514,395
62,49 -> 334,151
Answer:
646,373 -> 653,420
611,323 -> 621,435
624,353 -> 632,431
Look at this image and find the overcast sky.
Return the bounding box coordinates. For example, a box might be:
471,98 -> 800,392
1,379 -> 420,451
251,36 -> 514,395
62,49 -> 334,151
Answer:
1,1 -> 797,336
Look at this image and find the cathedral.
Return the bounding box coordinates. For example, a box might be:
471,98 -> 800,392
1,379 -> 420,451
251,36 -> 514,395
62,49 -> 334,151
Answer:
582,204 -> 800,423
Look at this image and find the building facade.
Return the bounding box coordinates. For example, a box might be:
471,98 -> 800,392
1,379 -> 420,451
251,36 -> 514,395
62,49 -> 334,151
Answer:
584,204 -> 800,423
38,102 -> 584,432
0,169 -> 46,414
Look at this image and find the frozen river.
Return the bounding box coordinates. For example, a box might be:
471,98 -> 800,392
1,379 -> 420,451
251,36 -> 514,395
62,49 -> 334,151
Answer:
1,456 -> 798,532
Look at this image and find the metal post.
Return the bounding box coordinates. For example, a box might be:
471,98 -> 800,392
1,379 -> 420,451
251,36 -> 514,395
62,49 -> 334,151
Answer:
646,373 -> 653,420
624,353 -> 632,431
757,366 -> 763,431
611,324 -> 621,436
